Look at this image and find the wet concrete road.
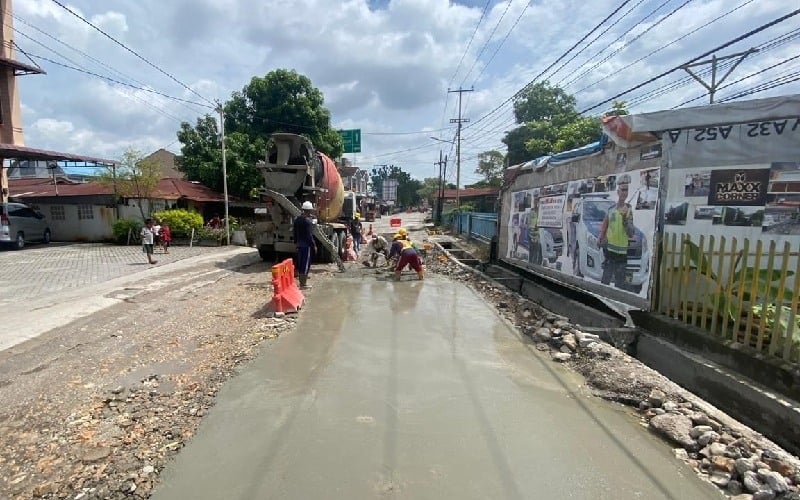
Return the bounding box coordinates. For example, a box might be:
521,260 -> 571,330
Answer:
153,275 -> 720,500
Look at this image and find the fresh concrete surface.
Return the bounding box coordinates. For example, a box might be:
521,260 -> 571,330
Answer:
152,274 -> 720,500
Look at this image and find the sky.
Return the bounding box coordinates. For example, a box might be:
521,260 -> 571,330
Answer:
10,0 -> 800,186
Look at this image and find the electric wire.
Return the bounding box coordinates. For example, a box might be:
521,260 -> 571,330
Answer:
462,0 -> 635,133
26,53 -> 214,108
574,0 -> 759,94
560,0 -> 694,88
579,7 -> 800,113
467,0 -> 531,88
459,0 -> 515,88
49,0 -> 214,106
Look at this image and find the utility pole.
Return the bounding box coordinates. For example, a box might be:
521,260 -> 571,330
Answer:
434,151 -> 447,223
680,49 -> 758,103
216,101 -> 230,246
448,87 -> 473,208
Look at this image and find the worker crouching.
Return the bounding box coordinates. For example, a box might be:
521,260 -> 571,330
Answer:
390,228 -> 423,281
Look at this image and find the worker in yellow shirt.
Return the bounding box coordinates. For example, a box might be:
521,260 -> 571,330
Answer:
598,175 -> 635,290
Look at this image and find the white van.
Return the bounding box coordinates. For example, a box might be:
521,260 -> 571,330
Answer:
0,202 -> 52,250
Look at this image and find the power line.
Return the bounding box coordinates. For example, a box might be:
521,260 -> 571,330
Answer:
718,70 -> 800,102
579,7 -> 800,114
463,0 -> 636,133
549,0 -> 651,85
49,0 -> 214,106
27,53 -> 213,108
447,0 -> 492,90
468,0 -> 531,88
573,0 -> 758,94
459,0 -> 515,88
561,0 -> 693,88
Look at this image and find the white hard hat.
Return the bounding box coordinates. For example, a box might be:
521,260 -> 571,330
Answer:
301,201 -> 314,210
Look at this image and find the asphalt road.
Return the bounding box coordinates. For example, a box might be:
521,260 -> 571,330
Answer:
152,271 -> 720,500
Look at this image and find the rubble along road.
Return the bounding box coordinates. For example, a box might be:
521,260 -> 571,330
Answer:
0,248 -> 337,499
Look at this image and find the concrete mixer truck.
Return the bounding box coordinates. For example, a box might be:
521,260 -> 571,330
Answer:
253,133 -> 351,270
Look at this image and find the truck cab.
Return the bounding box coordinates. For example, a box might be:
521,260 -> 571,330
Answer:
569,193 -> 650,294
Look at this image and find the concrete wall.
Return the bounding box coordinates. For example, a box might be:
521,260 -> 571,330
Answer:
38,203 -> 115,241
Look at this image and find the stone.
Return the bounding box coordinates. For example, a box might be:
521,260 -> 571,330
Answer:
142,465 -> 155,474
579,335 -> 600,348
535,328 -> 552,342
712,456 -> 736,474
80,446 -> 112,463
727,480 -> 744,495
652,408 -> 666,415
673,448 -> 689,461
649,413 -> 694,448
764,458 -> 795,478
737,458 -> 758,475
553,353 -> 572,362
561,333 -> 577,352
753,491 -> 776,500
698,431 -> 721,447
731,495 -> 754,500
759,471 -> 789,493
690,425 -> 714,439
559,345 -> 573,354
647,389 -> 666,408
709,442 -> 728,456
662,401 -> 679,412
691,412 -> 711,426
711,471 -> 732,488
744,471 -> 765,493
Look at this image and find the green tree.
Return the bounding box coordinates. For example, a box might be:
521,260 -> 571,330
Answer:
97,148 -> 160,221
502,81 -> 602,166
177,69 -> 342,199
417,177 -> 442,205
474,150 -> 505,187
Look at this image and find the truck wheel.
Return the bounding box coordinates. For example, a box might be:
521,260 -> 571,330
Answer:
258,245 -> 275,262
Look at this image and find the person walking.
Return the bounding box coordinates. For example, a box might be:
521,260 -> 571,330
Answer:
293,201 -> 317,289
350,213 -> 363,255
140,218 -> 158,265
598,175 -> 634,290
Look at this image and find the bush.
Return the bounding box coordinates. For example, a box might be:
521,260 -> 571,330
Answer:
112,219 -> 142,244
152,209 -> 203,238
194,226 -> 228,242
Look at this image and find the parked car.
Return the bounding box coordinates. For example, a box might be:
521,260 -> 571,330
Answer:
0,202 -> 51,249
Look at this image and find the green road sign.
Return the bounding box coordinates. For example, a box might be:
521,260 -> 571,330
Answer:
339,129 -> 361,153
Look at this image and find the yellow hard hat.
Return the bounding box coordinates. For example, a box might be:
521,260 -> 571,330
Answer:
393,233 -> 402,240
398,228 -> 408,236
355,213 -> 361,219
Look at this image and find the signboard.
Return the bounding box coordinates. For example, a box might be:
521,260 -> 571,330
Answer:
506,167 -> 660,299
707,168 -> 769,206
382,178 -> 398,201
339,129 -> 361,153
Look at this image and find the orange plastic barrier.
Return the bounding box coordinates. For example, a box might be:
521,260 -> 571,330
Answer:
270,258 -> 304,313
390,218 -> 402,228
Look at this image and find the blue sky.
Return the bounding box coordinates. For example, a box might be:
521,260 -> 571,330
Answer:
12,0 -> 800,186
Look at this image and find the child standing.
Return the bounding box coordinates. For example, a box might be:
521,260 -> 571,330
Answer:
160,223 -> 172,254
140,219 -> 158,265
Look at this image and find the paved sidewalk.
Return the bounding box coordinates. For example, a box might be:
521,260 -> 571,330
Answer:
0,243 -> 228,305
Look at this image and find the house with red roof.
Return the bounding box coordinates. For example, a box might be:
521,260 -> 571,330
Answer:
7,149 -> 228,242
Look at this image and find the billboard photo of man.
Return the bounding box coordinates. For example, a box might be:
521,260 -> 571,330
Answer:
598,174 -> 635,290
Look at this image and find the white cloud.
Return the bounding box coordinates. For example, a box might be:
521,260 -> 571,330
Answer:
11,0 -> 800,185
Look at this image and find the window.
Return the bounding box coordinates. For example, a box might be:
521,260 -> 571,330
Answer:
51,205 -> 65,221
77,204 -> 94,220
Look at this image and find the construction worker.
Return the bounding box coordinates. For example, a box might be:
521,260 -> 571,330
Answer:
350,213 -> 363,254
598,174 -> 635,290
293,201 -> 317,289
391,229 -> 424,281
365,234 -> 389,268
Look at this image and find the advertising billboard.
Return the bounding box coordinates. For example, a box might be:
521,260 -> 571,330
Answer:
506,166 -> 660,299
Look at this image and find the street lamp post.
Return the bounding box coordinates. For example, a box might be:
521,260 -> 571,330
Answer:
216,102 -> 230,246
